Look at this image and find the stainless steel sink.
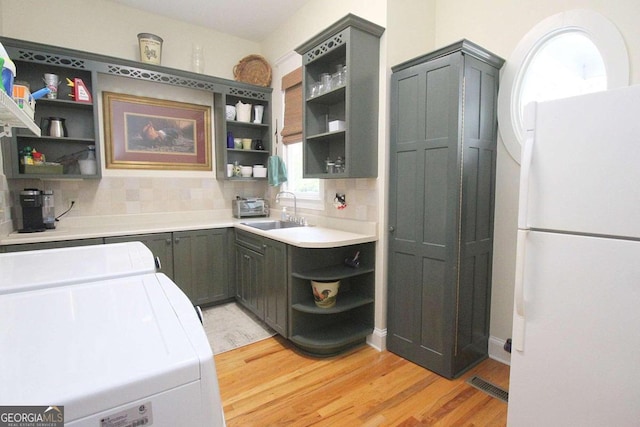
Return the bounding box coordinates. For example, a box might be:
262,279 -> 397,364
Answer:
241,220 -> 304,230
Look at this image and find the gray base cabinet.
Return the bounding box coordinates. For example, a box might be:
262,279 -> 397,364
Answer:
263,238 -> 288,337
173,229 -> 231,306
1,238 -> 104,253
387,40 -> 504,379
106,228 -> 232,306
288,242 -> 375,356
106,232 -> 174,278
235,230 -> 288,337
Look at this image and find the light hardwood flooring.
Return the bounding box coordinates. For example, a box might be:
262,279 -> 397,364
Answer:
215,336 -> 510,426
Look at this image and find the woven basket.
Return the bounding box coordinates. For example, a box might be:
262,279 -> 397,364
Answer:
233,54 -> 272,87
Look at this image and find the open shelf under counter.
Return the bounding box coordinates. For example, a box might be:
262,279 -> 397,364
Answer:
292,290 -> 374,315
289,320 -> 373,356
292,263 -> 374,281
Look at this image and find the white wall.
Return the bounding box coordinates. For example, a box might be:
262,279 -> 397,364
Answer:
0,0 -> 261,79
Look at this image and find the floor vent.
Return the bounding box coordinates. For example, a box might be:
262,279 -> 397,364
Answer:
466,376 -> 509,403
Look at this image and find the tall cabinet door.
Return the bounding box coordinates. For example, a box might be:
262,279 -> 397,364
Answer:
263,238 -> 288,337
388,52 -> 463,377
387,40 -> 503,379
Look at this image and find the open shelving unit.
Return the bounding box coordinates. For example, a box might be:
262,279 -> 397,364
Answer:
288,241 -> 375,356
295,14 -> 384,179
214,92 -> 271,180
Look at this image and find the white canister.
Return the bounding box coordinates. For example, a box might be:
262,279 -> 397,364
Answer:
225,105 -> 236,120
226,163 -> 234,177
236,101 -> 252,122
137,33 -> 163,65
253,105 -> 264,124
78,159 -> 97,175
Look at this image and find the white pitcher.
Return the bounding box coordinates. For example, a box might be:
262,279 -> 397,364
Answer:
235,101 -> 252,122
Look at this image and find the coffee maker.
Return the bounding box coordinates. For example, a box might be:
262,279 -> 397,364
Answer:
19,189 -> 45,233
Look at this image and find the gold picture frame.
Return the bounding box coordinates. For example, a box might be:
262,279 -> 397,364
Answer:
103,92 -> 211,170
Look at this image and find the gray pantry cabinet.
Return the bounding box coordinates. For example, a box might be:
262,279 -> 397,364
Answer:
295,14 -> 384,178
234,229 -> 288,337
387,40 -> 504,378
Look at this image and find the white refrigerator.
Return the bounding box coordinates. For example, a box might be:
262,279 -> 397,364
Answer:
507,85 -> 640,426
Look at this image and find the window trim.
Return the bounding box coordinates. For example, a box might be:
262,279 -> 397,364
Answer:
497,9 -> 629,164
281,140 -> 325,211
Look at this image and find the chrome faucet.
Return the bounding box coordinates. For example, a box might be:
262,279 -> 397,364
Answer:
275,191 -> 298,222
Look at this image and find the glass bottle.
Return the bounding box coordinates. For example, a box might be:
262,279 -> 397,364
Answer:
192,44 -> 204,73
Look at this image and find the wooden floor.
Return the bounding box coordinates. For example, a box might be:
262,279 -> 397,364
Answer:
215,336 -> 510,426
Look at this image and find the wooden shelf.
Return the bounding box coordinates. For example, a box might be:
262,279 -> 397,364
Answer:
290,321 -> 372,356
292,290 -> 373,314
292,264 -> 373,281
17,135 -> 96,144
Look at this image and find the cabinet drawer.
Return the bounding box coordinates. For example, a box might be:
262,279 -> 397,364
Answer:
235,229 -> 264,253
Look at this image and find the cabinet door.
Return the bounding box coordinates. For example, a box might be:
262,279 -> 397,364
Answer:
387,53 -> 462,377
235,244 -> 264,318
105,233 -> 173,279
388,44 -> 502,378
263,238 -> 287,337
173,229 -> 230,306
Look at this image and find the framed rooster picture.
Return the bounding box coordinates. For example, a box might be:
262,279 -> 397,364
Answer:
103,92 -> 211,170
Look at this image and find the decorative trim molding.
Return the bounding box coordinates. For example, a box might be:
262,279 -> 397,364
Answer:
366,327 -> 387,352
488,335 -> 511,365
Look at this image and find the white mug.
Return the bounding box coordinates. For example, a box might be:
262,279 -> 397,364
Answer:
226,163 -> 234,177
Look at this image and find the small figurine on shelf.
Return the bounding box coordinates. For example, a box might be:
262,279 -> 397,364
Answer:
32,150 -> 44,165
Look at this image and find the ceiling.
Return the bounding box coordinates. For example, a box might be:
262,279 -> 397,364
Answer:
108,0 -> 311,42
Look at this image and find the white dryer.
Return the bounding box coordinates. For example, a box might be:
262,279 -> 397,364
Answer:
0,242 -> 225,426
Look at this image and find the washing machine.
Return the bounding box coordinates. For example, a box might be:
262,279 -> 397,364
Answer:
0,242 -> 225,426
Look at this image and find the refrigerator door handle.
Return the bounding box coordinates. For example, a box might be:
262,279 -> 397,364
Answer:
513,229 -> 528,352
518,103 -> 536,230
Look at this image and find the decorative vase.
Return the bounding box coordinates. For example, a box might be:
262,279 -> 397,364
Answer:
311,280 -> 340,308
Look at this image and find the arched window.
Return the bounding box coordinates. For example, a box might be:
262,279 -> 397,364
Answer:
497,10 -> 629,163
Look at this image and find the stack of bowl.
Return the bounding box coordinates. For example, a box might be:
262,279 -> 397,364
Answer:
253,164 -> 266,178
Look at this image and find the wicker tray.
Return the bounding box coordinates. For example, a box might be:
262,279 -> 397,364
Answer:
233,54 -> 272,87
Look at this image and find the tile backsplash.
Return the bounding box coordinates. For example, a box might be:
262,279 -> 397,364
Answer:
3,175 -> 378,232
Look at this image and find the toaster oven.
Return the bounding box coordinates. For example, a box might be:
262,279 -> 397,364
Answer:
232,198 -> 268,218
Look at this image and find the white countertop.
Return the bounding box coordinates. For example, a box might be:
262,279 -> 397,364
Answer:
0,211 -> 377,249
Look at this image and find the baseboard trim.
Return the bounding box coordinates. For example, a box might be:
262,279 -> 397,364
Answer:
367,327 -> 387,351
366,330 -> 510,366
489,335 -> 511,365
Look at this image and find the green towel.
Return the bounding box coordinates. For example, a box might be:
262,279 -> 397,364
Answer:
268,155 -> 287,186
